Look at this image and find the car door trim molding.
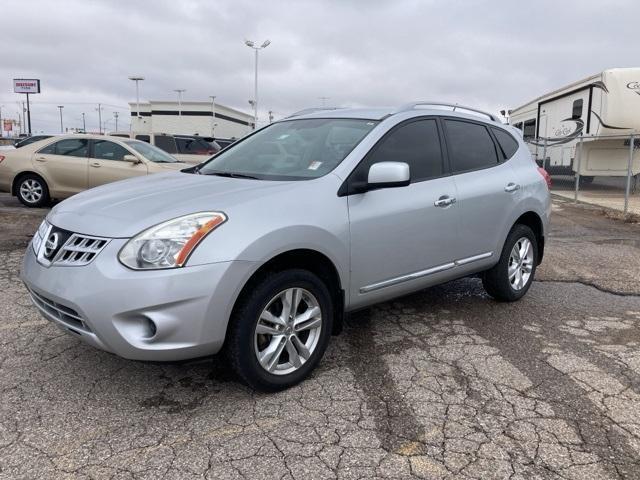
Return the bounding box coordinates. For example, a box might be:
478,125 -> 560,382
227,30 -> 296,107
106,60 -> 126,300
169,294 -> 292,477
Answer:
359,251 -> 492,294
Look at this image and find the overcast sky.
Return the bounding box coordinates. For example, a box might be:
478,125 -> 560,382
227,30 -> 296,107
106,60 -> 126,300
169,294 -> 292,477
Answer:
0,0 -> 636,134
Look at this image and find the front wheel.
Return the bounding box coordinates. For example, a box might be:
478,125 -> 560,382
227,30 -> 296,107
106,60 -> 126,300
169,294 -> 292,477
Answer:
482,224 -> 538,302
225,269 -> 333,391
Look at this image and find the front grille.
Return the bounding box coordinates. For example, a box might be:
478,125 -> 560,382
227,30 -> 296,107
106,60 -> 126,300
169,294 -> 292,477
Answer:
53,234 -> 109,266
28,288 -> 91,332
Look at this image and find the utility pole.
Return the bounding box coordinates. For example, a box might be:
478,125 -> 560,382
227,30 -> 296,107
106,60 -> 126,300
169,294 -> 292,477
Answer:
81,112 -> 86,132
114,111 -> 119,131
57,105 -> 64,133
0,105 -> 3,138
96,104 -> 103,134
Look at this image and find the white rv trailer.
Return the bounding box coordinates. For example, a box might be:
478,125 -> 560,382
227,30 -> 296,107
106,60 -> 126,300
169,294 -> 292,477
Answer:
509,68 -> 640,179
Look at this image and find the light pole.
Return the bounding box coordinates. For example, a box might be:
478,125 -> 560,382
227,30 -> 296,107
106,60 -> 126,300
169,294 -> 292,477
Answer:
174,89 -> 186,116
114,111 -> 119,131
244,39 -> 270,129
0,105 -> 3,138
209,95 -> 216,136
96,104 -> 103,134
128,76 -> 145,126
57,105 -> 64,133
81,112 -> 86,132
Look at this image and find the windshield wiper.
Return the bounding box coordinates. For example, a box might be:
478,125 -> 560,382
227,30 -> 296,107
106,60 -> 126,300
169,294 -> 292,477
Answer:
206,171 -> 259,180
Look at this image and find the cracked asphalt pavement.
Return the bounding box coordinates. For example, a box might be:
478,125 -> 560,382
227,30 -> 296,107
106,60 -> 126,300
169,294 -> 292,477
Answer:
1,193 -> 640,479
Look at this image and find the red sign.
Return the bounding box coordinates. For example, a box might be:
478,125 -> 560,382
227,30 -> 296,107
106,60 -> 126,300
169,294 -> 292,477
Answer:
3,120 -> 12,132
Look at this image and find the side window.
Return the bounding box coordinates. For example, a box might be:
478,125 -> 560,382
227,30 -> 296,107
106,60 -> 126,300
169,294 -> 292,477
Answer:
512,122 -> 523,131
110,134 -> 130,138
41,139 -> 88,157
135,135 -> 150,143
354,119 -> 444,185
491,128 -> 519,160
39,142 -> 57,154
92,140 -> 130,161
572,99 -> 583,120
154,135 -> 177,154
444,120 -> 498,173
523,119 -> 536,140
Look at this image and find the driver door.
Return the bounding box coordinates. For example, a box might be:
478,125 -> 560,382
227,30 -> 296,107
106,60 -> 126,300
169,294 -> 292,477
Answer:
88,139 -> 147,188
346,118 -> 460,309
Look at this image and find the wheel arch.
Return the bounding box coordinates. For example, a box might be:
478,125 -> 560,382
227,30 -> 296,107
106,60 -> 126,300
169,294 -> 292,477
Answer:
513,211 -> 545,264
231,249 -> 345,335
11,171 -> 48,196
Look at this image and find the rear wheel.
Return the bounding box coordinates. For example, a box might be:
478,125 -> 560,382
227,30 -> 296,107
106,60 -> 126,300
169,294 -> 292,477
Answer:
16,174 -> 50,208
482,224 -> 538,302
225,269 -> 333,391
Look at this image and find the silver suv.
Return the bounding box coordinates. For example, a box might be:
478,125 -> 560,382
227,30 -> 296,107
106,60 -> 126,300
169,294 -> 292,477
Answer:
21,102 -> 550,391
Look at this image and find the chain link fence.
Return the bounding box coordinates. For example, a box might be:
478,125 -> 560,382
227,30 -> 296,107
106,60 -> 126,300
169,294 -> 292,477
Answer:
528,133 -> 639,218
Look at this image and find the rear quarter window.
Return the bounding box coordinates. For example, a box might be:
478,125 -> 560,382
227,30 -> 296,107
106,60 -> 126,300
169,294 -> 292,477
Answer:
491,128 -> 519,160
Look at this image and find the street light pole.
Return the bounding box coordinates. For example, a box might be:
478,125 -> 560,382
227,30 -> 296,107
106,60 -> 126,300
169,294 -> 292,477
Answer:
114,111 -> 119,131
244,39 -> 270,129
57,105 -> 64,133
128,76 -> 145,128
96,104 -> 103,134
209,95 -> 216,137
174,89 -> 186,116
81,112 -> 86,132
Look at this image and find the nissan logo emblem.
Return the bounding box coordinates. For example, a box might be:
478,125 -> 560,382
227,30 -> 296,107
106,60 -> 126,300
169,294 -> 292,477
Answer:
44,232 -> 59,259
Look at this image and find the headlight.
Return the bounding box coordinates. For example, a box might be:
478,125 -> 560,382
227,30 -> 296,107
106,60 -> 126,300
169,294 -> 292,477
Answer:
118,212 -> 227,270
32,219 -> 50,254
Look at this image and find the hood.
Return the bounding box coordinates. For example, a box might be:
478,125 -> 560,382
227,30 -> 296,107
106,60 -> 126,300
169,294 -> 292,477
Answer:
47,172 -> 298,237
152,161 -> 190,171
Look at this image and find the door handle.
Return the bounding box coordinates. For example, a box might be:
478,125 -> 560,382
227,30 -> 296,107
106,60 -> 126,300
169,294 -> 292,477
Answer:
35,156 -> 47,162
504,183 -> 521,193
434,195 -> 456,207
90,162 -> 101,168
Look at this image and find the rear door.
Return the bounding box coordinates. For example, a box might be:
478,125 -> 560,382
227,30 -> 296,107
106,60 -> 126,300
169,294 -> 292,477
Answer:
33,138 -> 89,196
88,139 -> 147,188
442,119 -> 522,263
346,117 -> 460,308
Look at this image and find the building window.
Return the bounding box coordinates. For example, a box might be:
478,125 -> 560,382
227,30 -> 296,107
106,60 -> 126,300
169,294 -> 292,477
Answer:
523,119 -> 536,140
572,99 -> 583,120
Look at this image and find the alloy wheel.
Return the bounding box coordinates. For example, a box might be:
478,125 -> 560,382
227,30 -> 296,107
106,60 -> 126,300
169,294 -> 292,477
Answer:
508,237 -> 534,291
254,287 -> 322,375
19,179 -> 43,204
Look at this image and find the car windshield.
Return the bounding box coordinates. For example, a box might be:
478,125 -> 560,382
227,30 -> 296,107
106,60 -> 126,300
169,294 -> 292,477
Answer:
198,118 -> 378,180
124,140 -> 179,163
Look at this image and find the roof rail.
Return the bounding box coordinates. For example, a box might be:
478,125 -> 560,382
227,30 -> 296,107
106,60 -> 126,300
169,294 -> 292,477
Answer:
284,107 -> 345,119
393,102 -> 500,122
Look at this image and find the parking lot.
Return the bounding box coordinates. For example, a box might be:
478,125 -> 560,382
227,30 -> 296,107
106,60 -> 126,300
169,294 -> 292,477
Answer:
1,193 -> 639,479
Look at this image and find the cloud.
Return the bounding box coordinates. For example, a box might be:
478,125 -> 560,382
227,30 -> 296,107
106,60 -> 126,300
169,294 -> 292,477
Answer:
0,0 -> 636,133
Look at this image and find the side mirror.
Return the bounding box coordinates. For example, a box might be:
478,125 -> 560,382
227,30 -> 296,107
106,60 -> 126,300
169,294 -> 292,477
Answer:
123,154 -> 141,164
367,162 -> 410,190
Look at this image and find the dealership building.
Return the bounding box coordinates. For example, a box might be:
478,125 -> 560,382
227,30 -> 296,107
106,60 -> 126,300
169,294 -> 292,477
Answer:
129,101 -> 255,139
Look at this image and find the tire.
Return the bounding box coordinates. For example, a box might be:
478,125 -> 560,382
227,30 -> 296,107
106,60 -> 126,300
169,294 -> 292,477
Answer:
482,224 -> 538,302
225,269 -> 334,392
16,174 -> 50,208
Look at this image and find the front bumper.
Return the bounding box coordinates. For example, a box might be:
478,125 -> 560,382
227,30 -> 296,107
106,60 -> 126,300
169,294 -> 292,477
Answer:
21,238 -> 256,361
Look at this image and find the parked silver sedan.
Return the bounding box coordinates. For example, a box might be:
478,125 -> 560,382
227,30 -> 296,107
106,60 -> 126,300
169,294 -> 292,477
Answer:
21,103 -> 550,391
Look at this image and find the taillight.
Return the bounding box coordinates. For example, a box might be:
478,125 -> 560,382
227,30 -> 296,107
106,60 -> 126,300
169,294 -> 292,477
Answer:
0,155 -> 5,163
537,167 -> 551,189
